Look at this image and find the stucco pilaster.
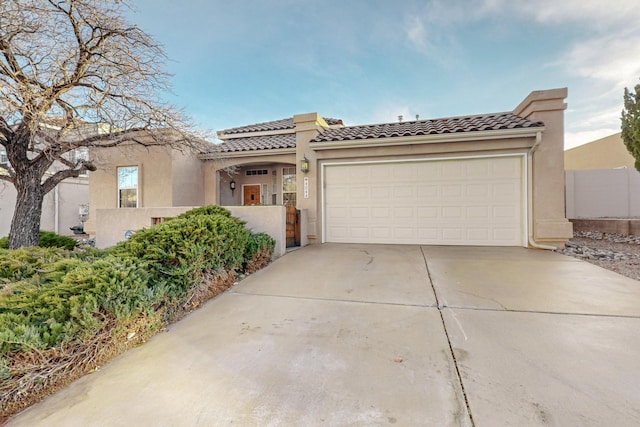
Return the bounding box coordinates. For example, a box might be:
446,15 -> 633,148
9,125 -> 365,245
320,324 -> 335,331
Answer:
514,88 -> 573,247
293,113 -> 329,243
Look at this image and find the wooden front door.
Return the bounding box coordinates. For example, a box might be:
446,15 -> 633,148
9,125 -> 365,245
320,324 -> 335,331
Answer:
243,185 -> 261,205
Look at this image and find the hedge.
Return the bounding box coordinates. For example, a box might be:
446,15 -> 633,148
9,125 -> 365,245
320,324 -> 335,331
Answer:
0,231 -> 77,250
0,206 -> 275,420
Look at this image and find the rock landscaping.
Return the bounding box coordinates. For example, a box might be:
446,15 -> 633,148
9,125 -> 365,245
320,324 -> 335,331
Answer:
556,231 -> 640,280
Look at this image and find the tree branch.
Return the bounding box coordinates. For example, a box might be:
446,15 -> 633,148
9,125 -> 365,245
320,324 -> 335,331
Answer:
41,167 -> 84,195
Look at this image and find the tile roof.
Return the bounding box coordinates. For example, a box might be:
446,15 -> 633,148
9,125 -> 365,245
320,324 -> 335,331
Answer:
206,134 -> 296,153
220,117 -> 343,135
310,113 -> 543,143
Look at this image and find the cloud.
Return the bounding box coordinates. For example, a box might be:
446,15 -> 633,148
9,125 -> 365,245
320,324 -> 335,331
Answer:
405,15 -> 430,54
519,0 -> 640,28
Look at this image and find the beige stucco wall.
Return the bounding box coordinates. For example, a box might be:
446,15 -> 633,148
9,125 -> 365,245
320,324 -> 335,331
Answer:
94,205 -> 287,258
95,206 -> 195,248
0,178 -> 88,237
226,206 -> 287,258
564,133 -> 634,170
171,152 -> 205,206
293,113 -> 330,243
86,144 -> 203,236
513,88 -> 573,247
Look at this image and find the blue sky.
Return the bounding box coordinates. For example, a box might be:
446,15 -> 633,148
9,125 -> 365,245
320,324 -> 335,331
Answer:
127,0 -> 640,149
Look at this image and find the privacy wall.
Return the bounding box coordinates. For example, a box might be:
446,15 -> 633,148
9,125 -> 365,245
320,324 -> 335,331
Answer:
566,168 -> 640,218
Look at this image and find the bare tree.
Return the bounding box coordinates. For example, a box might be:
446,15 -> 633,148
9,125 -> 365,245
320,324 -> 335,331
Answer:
0,0 -> 204,248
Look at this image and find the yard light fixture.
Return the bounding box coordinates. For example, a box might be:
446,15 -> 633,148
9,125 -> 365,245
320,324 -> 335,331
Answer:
230,180 -> 236,192
301,156 -> 310,174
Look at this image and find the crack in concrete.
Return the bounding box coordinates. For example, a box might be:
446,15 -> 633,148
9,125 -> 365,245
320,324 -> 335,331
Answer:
421,246 -> 476,427
443,305 -> 640,320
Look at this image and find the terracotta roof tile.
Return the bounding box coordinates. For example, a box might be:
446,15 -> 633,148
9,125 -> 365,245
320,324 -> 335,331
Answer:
310,113 -> 543,143
206,134 -> 296,153
221,117 -> 343,135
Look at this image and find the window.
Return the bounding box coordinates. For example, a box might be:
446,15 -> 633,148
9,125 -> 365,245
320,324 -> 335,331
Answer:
118,166 -> 138,208
0,151 -> 7,165
246,169 -> 268,176
282,167 -> 296,205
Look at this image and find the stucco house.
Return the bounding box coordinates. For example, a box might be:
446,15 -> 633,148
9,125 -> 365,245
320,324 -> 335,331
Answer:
564,132 -> 634,170
1,141 -> 89,238
88,88 -> 573,251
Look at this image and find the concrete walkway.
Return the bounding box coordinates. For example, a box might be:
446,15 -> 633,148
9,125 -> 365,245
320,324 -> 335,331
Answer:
7,244 -> 640,426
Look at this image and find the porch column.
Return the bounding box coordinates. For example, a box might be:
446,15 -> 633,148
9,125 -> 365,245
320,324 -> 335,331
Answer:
203,163 -> 220,205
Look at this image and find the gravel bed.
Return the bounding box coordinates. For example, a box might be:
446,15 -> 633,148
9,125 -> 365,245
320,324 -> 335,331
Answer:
555,231 -> 640,281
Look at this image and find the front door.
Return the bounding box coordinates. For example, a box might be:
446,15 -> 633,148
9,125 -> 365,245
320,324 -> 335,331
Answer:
243,185 -> 261,205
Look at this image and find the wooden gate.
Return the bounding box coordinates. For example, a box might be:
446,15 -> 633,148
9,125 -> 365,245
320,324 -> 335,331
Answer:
285,201 -> 300,248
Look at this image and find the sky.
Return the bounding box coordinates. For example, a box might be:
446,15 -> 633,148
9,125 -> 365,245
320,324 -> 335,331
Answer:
126,0 -> 640,149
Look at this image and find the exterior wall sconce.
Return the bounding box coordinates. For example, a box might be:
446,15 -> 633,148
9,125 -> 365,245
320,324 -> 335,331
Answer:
301,156 -> 310,174
230,180 -> 236,193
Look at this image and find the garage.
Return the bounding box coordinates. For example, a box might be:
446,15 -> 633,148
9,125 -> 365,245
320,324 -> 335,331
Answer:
323,155 -> 526,246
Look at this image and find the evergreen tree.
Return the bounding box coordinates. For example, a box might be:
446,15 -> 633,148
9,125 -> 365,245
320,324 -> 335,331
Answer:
622,83 -> 640,172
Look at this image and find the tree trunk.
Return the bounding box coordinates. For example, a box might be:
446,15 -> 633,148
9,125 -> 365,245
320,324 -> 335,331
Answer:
8,173 -> 45,249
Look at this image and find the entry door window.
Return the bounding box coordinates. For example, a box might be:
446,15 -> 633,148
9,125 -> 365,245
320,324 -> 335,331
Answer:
117,166 -> 138,208
282,167 -> 296,205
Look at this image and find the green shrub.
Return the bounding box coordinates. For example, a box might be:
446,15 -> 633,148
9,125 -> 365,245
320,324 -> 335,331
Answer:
0,207 -> 280,419
0,247 -> 72,285
114,213 -> 250,296
244,232 -> 275,273
0,231 -> 76,250
174,205 -> 232,220
0,246 -> 108,288
38,231 -> 77,250
0,254 -> 154,354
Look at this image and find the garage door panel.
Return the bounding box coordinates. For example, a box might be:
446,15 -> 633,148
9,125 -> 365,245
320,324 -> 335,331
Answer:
467,228 -> 490,241
417,207 -> 438,218
372,227 -> 392,239
467,206 -> 490,219
325,157 -> 524,246
371,186 -> 392,199
349,207 -> 368,218
494,205 -> 517,219
442,162 -> 464,177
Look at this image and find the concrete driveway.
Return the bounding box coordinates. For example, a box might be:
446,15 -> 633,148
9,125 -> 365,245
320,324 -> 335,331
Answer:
7,244 -> 640,426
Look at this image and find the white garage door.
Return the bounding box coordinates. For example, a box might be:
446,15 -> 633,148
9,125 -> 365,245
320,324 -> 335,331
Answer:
323,156 -> 525,246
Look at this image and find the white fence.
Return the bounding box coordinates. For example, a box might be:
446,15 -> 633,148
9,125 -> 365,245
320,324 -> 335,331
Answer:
565,167 -> 640,218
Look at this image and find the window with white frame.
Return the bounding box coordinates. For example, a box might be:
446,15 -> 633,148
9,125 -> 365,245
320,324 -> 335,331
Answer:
282,167 -> 296,205
117,166 -> 138,208
0,150 -> 7,165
